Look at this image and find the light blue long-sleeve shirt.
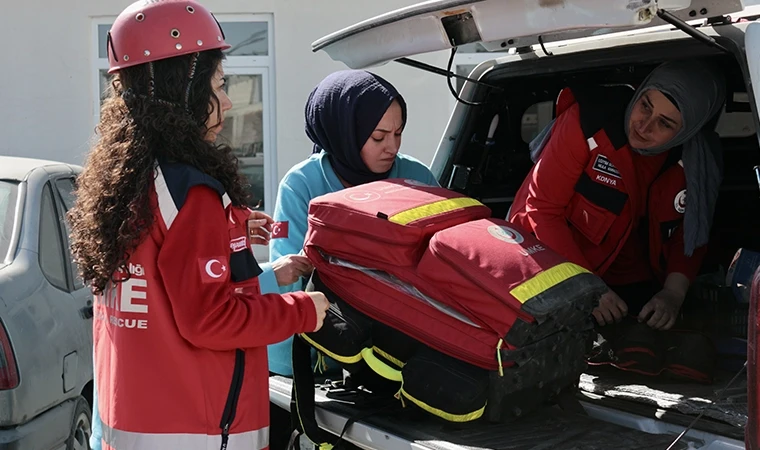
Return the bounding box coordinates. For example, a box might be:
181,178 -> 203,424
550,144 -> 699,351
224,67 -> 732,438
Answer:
264,151 -> 439,376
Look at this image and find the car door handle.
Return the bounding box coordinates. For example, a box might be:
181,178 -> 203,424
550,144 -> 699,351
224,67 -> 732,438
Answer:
80,306 -> 94,320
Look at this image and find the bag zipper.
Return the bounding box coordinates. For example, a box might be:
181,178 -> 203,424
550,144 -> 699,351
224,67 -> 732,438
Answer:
219,349 -> 245,450
308,217 -> 421,246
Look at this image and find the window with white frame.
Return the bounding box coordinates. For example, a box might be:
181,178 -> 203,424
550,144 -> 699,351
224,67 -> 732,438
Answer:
92,14 -> 277,213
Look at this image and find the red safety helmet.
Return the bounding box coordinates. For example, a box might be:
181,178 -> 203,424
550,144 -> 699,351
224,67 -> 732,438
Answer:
107,0 -> 230,73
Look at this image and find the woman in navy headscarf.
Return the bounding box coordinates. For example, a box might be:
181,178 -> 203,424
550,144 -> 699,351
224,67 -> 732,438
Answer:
259,70 -> 439,378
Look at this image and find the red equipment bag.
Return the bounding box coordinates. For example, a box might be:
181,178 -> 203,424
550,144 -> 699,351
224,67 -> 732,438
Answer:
303,180 -> 606,370
295,180 -> 607,435
304,178 -> 491,268
308,252 -> 504,370
415,218 -> 605,347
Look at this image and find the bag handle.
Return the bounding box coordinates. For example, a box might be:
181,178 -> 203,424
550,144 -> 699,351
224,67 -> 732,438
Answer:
360,348 -> 402,382
291,337 -> 402,450
291,334 -> 336,450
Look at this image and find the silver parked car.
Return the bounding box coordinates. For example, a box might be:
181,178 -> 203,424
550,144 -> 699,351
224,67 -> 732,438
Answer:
0,156 -> 93,450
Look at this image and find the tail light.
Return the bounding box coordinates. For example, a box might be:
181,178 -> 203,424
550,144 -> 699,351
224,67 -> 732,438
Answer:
0,319 -> 19,390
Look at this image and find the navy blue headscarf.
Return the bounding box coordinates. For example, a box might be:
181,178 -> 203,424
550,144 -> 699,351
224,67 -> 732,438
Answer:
305,70 -> 407,186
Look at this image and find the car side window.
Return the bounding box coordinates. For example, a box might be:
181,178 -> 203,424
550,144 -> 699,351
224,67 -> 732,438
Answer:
55,178 -> 76,211
40,184 -> 68,291
54,178 -> 85,290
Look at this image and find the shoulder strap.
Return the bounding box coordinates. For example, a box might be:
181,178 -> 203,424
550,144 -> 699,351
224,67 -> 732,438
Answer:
291,332 -> 336,449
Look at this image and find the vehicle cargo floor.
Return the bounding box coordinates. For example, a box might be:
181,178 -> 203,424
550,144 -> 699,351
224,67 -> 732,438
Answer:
579,366 -> 748,430
270,376 -> 693,450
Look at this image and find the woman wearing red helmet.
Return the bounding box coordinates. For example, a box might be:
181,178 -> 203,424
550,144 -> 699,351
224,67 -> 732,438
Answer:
68,1 -> 329,449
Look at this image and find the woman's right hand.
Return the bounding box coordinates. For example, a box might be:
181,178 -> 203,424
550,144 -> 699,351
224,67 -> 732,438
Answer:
307,291 -> 330,332
272,254 -> 314,286
592,289 -> 628,326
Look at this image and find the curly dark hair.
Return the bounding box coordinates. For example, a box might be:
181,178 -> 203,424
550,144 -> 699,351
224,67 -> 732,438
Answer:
69,49 -> 251,294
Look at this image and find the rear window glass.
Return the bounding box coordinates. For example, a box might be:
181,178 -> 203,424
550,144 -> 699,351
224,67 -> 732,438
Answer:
0,181 -> 19,261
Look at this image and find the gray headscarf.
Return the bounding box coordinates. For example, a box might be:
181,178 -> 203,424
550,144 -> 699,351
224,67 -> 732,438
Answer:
625,60 -> 725,256
529,61 -> 725,257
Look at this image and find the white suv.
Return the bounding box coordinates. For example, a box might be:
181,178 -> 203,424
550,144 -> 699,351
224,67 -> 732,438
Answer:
272,1 -> 759,449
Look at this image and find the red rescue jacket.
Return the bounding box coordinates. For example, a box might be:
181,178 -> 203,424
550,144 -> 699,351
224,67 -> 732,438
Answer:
647,160 -> 707,282
510,86 -> 703,284
94,161 -> 317,450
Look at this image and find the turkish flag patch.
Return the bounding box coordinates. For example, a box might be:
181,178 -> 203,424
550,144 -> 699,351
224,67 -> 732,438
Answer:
271,221 -> 289,239
199,257 -> 228,283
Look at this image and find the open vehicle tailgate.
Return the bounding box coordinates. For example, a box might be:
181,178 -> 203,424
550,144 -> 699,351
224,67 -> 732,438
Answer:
269,376 -> 732,450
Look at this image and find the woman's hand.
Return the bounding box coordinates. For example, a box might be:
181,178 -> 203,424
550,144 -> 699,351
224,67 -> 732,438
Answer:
592,289 -> 628,326
637,289 -> 683,330
272,254 -> 314,287
247,211 -> 274,245
638,272 -> 689,330
307,291 -> 330,332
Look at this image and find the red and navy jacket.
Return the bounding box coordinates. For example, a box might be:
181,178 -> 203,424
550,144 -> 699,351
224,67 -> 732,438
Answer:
93,160 -> 317,450
647,159 -> 707,282
509,86 -> 703,284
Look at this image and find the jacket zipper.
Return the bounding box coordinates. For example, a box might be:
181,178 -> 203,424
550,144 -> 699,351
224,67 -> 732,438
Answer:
320,270 -> 498,370
219,349 -> 246,450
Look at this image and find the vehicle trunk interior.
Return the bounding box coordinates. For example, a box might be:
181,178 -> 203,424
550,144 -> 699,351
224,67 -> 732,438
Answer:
442,37 -> 755,439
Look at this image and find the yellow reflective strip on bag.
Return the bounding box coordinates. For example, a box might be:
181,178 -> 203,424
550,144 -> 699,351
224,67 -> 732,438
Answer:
299,333 -> 363,365
509,262 -> 589,304
372,346 -> 406,368
388,198 -> 484,225
399,388 -> 486,422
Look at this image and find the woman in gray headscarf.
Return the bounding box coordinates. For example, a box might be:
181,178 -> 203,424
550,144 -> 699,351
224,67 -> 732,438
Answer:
509,60 -> 725,331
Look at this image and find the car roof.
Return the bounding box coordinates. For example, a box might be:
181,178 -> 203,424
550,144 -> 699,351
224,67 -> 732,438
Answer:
0,156 -> 81,182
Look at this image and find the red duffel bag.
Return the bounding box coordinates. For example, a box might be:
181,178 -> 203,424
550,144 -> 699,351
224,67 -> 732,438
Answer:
304,178 -> 491,268
414,218 -> 606,347
297,180 -> 607,429
303,180 -> 607,367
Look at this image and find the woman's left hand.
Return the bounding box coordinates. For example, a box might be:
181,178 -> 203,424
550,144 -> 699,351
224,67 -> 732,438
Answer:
248,211 -> 274,246
637,288 -> 684,330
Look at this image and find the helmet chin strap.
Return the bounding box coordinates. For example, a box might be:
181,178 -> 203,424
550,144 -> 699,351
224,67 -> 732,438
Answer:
148,61 -> 156,99
184,52 -> 199,110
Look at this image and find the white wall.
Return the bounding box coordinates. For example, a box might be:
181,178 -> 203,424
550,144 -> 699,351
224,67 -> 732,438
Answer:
0,0 -> 453,180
